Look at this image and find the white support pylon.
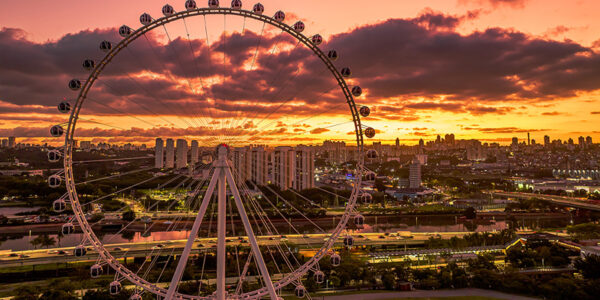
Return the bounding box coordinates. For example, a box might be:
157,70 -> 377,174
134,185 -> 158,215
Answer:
216,158 -> 227,300
165,145 -> 278,300
165,168 -> 219,300
224,163 -> 279,300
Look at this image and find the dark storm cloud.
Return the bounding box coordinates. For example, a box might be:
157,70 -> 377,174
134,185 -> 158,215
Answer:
2,7 -> 600,125
411,8 -> 481,30
327,18 -> 596,103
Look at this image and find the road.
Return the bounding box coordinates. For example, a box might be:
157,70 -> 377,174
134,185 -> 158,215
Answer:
321,288 -> 536,300
0,231 -> 472,268
492,191 -> 600,211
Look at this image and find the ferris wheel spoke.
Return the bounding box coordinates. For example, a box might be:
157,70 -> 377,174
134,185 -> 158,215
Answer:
160,24 -> 211,130
235,173 -> 303,280
227,19 -> 264,135
263,185 -> 325,233
224,166 -> 279,300
114,47 -> 199,129
244,190 -> 303,273
75,166 -> 154,186
137,33 -> 204,130
73,156 -> 152,164
75,117 -> 129,131
250,184 -> 318,249
181,18 -> 219,133
84,95 -> 160,128
289,188 -> 326,210
245,202 -> 296,275
234,40 -> 304,135
228,189 -> 242,285
94,77 -> 182,129
240,84 -> 340,143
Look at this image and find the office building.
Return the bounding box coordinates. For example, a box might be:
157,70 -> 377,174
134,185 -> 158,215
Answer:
273,146 -> 294,190
176,139 -> 188,169
232,146 -> 251,184
190,140 -> 199,166
8,137 -> 15,148
292,146 -> 315,190
250,146 -> 268,185
409,157 -> 421,189
165,138 -> 175,168
155,138 -> 164,168
80,141 -> 92,151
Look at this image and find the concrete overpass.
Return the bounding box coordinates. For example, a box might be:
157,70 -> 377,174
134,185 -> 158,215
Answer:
0,232 -> 472,268
491,191 -> 600,211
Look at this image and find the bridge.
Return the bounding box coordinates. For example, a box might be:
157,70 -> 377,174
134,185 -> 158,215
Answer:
0,232 -> 472,268
491,191 -> 600,211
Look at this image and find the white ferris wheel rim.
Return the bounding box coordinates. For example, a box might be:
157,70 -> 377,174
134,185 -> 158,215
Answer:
62,5 -> 366,300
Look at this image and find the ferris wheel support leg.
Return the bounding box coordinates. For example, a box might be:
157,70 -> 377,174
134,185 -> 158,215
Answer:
224,167 -> 279,300
165,168 -> 220,300
216,168 -> 227,300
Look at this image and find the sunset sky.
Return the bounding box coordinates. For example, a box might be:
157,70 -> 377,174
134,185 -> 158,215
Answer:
1,0 -> 600,146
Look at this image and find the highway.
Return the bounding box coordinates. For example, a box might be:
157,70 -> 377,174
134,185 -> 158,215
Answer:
491,191 -> 600,211
0,232 -> 471,268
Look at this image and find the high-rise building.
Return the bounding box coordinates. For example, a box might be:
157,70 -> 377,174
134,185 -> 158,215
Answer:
232,146 -> 251,184
176,139 -> 188,169
1,139 -> 7,148
190,140 -> 199,166
80,141 -> 92,151
544,135 -> 550,146
527,132 -> 530,145
165,138 -> 175,168
292,146 -> 315,190
321,140 -> 347,165
409,157 -> 421,189
273,146 -> 294,190
578,136 -> 585,148
155,138 -> 164,168
8,137 -> 15,148
511,137 -> 518,146
395,138 -> 400,147
250,146 -> 268,185
586,136 -> 593,145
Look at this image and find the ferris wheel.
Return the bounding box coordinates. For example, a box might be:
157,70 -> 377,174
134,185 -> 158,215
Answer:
47,1 -> 378,299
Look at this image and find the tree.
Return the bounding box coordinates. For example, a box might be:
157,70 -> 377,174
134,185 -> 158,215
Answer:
39,234 -> 56,248
122,210 -> 136,222
374,178 -> 387,192
575,254 -> 600,279
13,285 -> 38,300
381,272 -> 395,290
30,235 -> 42,249
464,206 -> 477,219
